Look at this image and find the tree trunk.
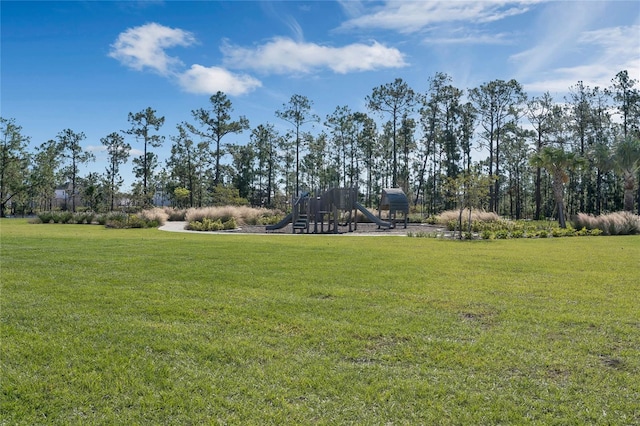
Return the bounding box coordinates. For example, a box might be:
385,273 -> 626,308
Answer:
553,176 -> 567,228
623,172 -> 636,212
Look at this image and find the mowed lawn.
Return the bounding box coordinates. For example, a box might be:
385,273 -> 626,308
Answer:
1,219 -> 639,425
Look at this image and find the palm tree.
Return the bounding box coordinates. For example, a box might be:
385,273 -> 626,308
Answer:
530,146 -> 583,228
614,136 -> 640,212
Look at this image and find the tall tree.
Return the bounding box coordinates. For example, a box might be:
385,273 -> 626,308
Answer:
527,92 -> 557,220
189,92 -> 249,188
251,124 -> 280,207
530,146 -> 583,228
228,142 -> 256,201
326,106 -> 359,188
353,112 -> 377,206
398,114 -> 416,194
101,132 -> 130,211
610,70 -> 640,213
417,73 -> 466,212
0,118 -> 30,217
470,79 -> 526,213
301,132 -> 327,192
610,70 -> 640,139
57,128 -> 94,212
29,140 -> 61,211
276,94 -> 318,195
613,135 -> 640,212
501,124 -> 532,219
166,123 -> 200,207
367,78 -> 416,188
126,107 -> 165,205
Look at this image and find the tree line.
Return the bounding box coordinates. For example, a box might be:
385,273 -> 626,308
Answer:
1,70 -> 639,222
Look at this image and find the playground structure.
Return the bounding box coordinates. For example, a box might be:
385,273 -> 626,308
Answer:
266,188 -> 409,234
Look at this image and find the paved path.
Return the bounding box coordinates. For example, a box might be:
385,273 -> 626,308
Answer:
158,221 -> 448,236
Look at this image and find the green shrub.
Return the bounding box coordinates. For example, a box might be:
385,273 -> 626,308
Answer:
481,230 -> 493,240
495,230 -> 509,239
223,218 -> 238,230
511,230 -> 524,239
75,212 -> 95,224
408,231 -> 439,238
537,230 -> 548,238
188,218 -> 225,231
576,227 -> 589,236
590,228 -> 603,236
37,212 -> 54,224
52,211 -> 74,224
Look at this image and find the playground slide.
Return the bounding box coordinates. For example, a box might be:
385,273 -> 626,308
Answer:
265,212 -> 293,231
354,202 -> 392,229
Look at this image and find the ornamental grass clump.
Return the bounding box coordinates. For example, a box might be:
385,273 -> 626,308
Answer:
437,209 -> 500,224
185,206 -> 281,226
138,208 -> 168,226
162,207 -> 187,221
573,211 -> 640,235
100,212 -> 159,229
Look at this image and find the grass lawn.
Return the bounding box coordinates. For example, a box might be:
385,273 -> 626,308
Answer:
1,219 -> 639,424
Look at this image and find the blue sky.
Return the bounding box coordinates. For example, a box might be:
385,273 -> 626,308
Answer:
2,1 -> 639,189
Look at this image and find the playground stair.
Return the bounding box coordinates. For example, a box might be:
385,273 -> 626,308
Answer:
293,214 -> 309,232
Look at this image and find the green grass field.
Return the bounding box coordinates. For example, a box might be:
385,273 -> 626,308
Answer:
1,219 -> 639,424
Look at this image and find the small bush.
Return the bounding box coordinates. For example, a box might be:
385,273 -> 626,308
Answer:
576,227 -> 589,236
537,230 -> 548,238
37,212 -> 54,224
511,230 -> 524,239
75,212 -> 95,224
408,231 -> 439,238
223,217 -> 238,230
481,230 -> 493,240
187,218 -> 224,231
495,230 -> 509,239
52,211 -> 74,224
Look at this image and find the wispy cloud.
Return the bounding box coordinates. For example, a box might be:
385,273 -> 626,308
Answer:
221,37 -> 407,74
86,145 -> 107,153
423,29 -> 514,45
519,24 -> 640,93
339,1 -> 540,34
109,22 -> 195,75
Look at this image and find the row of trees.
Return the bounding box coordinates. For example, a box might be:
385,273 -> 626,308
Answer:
1,70 -> 639,223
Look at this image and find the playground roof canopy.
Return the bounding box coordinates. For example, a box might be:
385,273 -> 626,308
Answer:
379,188 -> 409,212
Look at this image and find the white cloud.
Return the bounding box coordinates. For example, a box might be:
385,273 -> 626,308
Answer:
222,37 -> 407,74
109,22 -> 196,74
339,1 -> 540,34
177,65 -> 262,96
110,23 -> 261,96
